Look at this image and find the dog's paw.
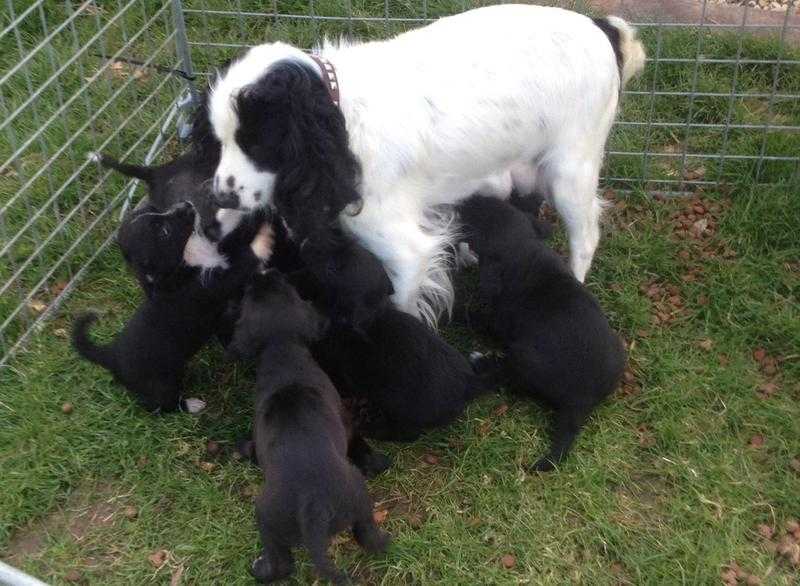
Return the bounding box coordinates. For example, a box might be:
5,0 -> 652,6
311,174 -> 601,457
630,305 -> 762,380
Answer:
250,555 -> 270,581
181,397 -> 207,414
468,350 -> 485,363
250,554 -> 293,583
362,529 -> 392,554
360,452 -> 392,479
455,242 -> 479,268
251,224 -> 275,261
529,457 -> 557,473
235,439 -> 258,464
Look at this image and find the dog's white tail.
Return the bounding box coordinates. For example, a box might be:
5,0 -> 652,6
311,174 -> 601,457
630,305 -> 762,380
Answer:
604,16 -> 647,87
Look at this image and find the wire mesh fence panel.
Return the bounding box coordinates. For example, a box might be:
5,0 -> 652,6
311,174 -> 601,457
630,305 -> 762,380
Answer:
0,0 -> 195,365
180,0 -> 800,194
1,0 -> 798,364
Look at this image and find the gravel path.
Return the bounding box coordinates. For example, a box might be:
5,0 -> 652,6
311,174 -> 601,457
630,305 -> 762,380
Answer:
711,0 -> 797,12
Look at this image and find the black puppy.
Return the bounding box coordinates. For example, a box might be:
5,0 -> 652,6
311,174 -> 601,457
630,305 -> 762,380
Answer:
227,270 -> 390,584
457,195 -> 626,471
290,228 -> 394,333
72,203 -> 270,413
301,237 -> 484,441
315,306 -> 484,441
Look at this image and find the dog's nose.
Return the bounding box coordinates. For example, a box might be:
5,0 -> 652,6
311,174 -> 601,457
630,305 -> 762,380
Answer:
214,191 -> 240,209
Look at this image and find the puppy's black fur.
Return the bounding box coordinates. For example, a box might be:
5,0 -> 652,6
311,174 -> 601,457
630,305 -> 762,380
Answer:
227,271 -> 389,584
224,60 -> 362,241
290,229 -> 394,333
296,237 -> 483,441
72,203 -> 264,413
115,203 -> 196,296
93,151 -> 223,240
509,191 -> 554,240
314,306 -> 484,441
457,195 -> 626,471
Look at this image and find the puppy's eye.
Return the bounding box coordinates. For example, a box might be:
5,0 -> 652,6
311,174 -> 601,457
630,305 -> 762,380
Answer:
160,225 -> 171,238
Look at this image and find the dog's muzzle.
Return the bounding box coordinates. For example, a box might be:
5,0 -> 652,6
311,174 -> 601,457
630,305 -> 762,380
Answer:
214,190 -> 240,210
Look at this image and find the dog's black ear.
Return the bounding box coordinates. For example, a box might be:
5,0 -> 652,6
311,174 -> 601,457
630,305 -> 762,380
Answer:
264,60 -> 361,239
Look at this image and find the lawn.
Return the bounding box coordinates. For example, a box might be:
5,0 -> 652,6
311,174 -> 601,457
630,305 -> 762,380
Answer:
1,1 -> 800,585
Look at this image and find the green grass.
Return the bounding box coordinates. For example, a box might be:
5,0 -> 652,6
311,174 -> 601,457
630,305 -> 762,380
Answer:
2,181 -> 799,585
2,2 -> 800,584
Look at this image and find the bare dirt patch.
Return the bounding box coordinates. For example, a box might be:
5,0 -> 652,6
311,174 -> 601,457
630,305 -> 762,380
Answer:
2,483 -> 128,567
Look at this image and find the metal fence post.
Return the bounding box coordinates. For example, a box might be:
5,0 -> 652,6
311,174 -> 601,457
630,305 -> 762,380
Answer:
170,0 -> 198,106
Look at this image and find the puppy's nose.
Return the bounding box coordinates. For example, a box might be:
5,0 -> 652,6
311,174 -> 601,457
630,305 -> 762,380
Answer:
214,191 -> 240,209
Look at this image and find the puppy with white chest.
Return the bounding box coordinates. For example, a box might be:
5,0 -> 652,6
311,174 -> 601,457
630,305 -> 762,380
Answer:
457,195 -> 626,471
72,202 -> 271,413
226,270 -> 390,585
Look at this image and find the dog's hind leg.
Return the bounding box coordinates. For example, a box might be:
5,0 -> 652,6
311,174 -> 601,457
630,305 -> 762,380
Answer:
350,471 -> 391,554
530,408 -> 589,472
251,500 -> 295,582
300,502 -> 349,585
347,434 -> 392,478
541,153 -> 604,283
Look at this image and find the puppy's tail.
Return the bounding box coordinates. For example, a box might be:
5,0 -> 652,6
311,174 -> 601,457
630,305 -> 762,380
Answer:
593,16 -> 646,87
87,151 -> 154,184
71,312 -> 116,372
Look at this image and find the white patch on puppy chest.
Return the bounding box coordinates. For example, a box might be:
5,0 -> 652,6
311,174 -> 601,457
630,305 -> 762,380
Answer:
183,233 -> 230,269
183,398 -> 207,414
250,223 -> 274,261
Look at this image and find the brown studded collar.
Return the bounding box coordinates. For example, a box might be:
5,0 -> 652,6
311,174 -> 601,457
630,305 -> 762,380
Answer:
308,54 -> 340,107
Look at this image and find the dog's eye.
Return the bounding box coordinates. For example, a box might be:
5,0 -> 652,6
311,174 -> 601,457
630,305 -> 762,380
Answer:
160,225 -> 171,238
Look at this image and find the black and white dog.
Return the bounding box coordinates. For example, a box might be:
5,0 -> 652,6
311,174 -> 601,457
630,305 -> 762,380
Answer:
203,5 -> 645,324
457,195 -> 626,471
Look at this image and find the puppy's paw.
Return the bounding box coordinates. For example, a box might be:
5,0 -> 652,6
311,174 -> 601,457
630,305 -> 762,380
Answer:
235,439 -> 258,464
360,452 -> 393,478
250,555 -> 270,581
455,242 -> 479,268
528,457 -> 557,473
362,529 -> 391,554
251,224 -> 275,261
181,397 -> 207,414
468,350 -> 485,363
251,554 -> 293,583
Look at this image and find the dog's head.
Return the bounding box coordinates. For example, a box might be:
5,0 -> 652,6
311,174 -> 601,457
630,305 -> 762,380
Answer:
226,268 -> 328,360
294,231 -> 394,334
208,49 -> 360,239
458,195 -> 543,256
117,201 -> 196,294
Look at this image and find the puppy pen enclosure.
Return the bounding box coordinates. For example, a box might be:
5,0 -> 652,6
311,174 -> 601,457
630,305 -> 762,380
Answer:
0,0 -> 798,367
